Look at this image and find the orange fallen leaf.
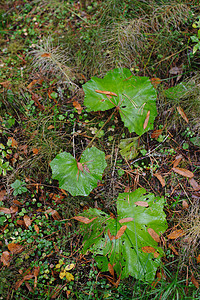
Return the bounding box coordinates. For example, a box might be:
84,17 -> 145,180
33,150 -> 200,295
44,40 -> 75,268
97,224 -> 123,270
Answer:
154,173 -> 165,187
107,229 -> 115,241
95,90 -> 117,97
0,190 -> 6,201
0,207 -> 12,214
151,129 -> 163,139
196,254 -> 200,264
191,274 -> 199,289
27,79 -> 38,90
73,101 -> 83,114
45,208 -> 61,220
182,200 -> 189,209
143,110 -> 150,130
47,125 -> 55,130
34,266 -> 40,289
8,137 -> 18,148
15,275 -> 34,290
115,225 -> 127,239
135,201 -> 149,207
24,215 -> 32,228
148,228 -> 160,243
41,53 -> 51,58
34,224 -> 39,234
173,154 -> 183,168
119,217 -> 134,223
32,148 -> 39,155
189,178 -> 200,191
150,77 -> 161,88
177,106 -> 189,123
1,251 -> 11,266
73,216 -> 97,224
167,229 -> 185,239
108,263 -> 115,277
168,243 -> 179,255
8,243 -> 24,254
10,206 -> 18,214
172,167 -> 194,178
141,246 -> 159,258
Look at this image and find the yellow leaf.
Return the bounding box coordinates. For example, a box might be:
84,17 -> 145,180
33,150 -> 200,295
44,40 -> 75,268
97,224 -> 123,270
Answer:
65,272 -> 74,281
65,263 -> 75,271
59,271 -> 66,279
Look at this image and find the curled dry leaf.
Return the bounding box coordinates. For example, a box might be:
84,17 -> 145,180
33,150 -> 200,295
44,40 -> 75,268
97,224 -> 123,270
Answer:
173,154 -> 183,168
115,225 -> 127,239
177,106 -> 189,123
1,251 -> 11,266
148,228 -> 160,243
73,101 -> 83,114
119,217 -> 134,223
154,173 -> 165,187
134,201 -> 149,207
45,208 -> 61,220
24,215 -> 32,227
8,243 -> 24,254
189,178 -> 200,191
143,110 -> 150,130
172,167 -> 194,178
182,200 -> 189,209
108,263 -> 115,277
167,229 -> 185,240
73,216 -> 97,224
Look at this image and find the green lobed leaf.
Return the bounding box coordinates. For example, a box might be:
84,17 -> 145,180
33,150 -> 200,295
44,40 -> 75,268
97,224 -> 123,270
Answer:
80,188 -> 167,282
83,68 -> 157,136
50,147 -> 107,196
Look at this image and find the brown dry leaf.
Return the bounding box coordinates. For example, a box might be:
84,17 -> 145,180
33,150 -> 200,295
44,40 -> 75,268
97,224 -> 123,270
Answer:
0,190 -> 6,201
135,201 -> 149,207
107,229 -> 115,241
141,246 -> 156,254
143,110 -> 150,130
172,167 -> 194,178
27,79 -> 38,89
15,275 -> 34,290
34,266 -> 40,288
108,263 -> 115,277
41,53 -> 51,58
177,106 -> 189,123
32,148 -> 39,155
47,125 -> 55,130
8,137 -> 18,148
151,129 -> 163,139
150,77 -> 161,88
154,173 -> 165,187
1,251 -> 11,266
24,215 -> 32,227
95,90 -> 117,97
191,275 -> 199,289
0,207 -> 11,214
73,101 -> 83,114
10,206 -> 18,214
8,243 -> 24,254
167,229 -> 185,239
189,178 -> 200,191
45,208 -> 61,220
168,243 -> 179,255
114,274 -> 121,288
196,255 -> 200,263
17,219 -> 25,226
13,200 -> 23,206
173,154 -> 183,168
115,225 -> 127,240
182,200 -> 189,209
148,228 -> 160,243
73,216 -> 97,224
34,224 -> 40,234
119,217 -> 134,223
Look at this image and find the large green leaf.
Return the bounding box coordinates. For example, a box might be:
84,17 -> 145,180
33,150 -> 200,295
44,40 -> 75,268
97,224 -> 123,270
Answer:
80,188 -> 167,282
50,147 -> 107,196
83,68 -> 157,136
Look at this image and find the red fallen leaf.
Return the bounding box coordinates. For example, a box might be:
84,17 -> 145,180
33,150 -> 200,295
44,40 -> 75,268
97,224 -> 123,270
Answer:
34,224 -> 39,234
173,154 -> 183,168
73,216 -> 97,224
151,129 -> 163,139
24,215 -> 32,228
189,178 -> 200,191
115,225 -> 127,239
177,106 -> 189,123
1,251 -> 11,266
182,200 -> 189,209
191,274 -> 199,289
15,275 -> 34,290
8,243 -> 24,254
172,167 -> 194,178
0,207 -> 11,214
141,246 -> 159,258
135,201 -> 149,207
150,77 -> 161,88
108,263 -> 115,277
148,228 -> 160,243
8,137 -> 18,148
95,90 -> 118,97
47,125 -> 55,130
45,208 -> 61,220
73,101 -> 83,114
167,229 -> 185,239
143,110 -> 150,130
119,217 -> 134,223
154,173 -> 165,187
168,243 -> 179,255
